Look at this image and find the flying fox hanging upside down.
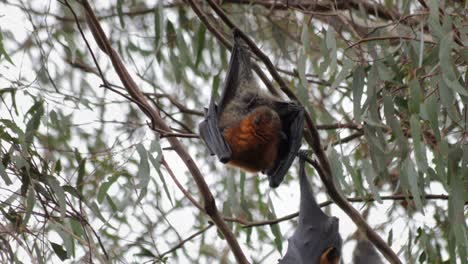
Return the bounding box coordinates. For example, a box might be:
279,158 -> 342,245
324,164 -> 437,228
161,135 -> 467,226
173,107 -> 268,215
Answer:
280,152 -> 343,264
199,30 -> 304,187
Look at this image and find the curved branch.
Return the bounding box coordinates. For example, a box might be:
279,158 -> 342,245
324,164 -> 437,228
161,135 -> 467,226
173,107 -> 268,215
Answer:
73,1 -> 250,263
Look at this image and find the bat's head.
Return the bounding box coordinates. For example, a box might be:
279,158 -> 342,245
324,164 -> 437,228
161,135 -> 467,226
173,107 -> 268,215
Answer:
250,106 -> 281,130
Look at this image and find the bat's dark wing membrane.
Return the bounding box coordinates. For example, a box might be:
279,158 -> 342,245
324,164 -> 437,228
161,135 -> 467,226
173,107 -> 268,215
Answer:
218,30 -> 253,111
198,30 -> 250,163
280,157 -> 342,264
267,102 -> 304,187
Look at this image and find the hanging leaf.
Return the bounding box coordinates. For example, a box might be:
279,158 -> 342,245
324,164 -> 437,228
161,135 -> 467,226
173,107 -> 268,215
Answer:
136,144 -> 150,189
50,242 -> 68,261
410,115 -> 428,174
353,66 -> 365,123
401,157 -> 423,212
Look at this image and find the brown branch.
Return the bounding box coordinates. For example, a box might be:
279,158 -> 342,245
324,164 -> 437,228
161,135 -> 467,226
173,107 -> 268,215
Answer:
74,1 -> 249,263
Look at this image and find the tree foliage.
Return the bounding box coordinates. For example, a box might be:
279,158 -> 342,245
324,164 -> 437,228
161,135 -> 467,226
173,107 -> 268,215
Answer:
0,0 -> 466,263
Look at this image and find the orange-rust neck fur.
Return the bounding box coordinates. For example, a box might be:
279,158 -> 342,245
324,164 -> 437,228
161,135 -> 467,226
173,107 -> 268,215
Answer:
222,106 -> 281,172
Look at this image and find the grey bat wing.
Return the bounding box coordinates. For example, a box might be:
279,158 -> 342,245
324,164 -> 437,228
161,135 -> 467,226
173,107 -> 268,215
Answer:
280,156 -> 342,263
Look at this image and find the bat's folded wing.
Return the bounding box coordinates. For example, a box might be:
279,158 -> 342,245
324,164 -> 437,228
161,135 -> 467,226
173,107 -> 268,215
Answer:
267,102 -> 304,187
198,100 -> 232,163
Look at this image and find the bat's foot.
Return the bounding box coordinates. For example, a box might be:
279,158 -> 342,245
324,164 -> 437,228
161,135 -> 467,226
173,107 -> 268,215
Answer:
297,149 -> 313,159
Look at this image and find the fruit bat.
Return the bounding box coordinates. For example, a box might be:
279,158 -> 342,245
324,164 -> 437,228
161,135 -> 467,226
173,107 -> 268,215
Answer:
198,30 -> 304,187
279,155 -> 342,264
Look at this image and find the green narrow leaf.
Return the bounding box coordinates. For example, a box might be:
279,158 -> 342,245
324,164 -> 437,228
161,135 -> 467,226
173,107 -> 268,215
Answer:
438,77 -> 460,121
376,61 -> 394,81
387,228 -> 393,247
325,27 -> 337,74
212,71 -> 221,98
136,144 -> 150,188
0,29 -> 14,65
154,3 -> 164,50
50,242 -> 68,261
23,185 -> 35,225
97,174 -> 119,203
327,147 -> 348,192
401,157 -> 423,212
69,218 -> 84,238
439,33 -> 468,96
177,29 -> 192,67
148,140 -> 172,206
361,159 -> 382,203
47,176 -> 67,219
383,92 -> 409,159
363,125 -> 388,179
24,100 -> 44,146
343,157 -> 364,197
352,66 -> 365,123
0,161 -> 12,185
76,157 -> 86,195
409,79 -> 421,114
425,93 -> 440,140
267,196 -> 282,254
194,24 -> 206,67
448,150 -> 467,263
117,0 -> 125,28
418,22 -> 424,67
301,23 -> 310,54
55,224 -> 74,259
410,115 -> 428,173
331,58 -> 353,90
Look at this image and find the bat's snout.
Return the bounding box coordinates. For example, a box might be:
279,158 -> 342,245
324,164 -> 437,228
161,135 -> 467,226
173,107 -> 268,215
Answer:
219,156 -> 230,163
